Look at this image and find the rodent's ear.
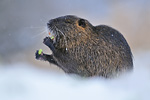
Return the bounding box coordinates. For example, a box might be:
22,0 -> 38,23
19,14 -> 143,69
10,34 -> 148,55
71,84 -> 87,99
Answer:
78,19 -> 86,28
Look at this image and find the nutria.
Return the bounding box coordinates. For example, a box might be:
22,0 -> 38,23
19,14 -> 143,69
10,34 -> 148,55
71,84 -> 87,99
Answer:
35,15 -> 133,78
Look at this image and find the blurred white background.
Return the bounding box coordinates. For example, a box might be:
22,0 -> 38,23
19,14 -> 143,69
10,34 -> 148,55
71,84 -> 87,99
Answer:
0,0 -> 150,100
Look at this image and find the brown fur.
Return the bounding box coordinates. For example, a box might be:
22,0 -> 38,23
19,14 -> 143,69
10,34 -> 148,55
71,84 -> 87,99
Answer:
37,15 -> 133,78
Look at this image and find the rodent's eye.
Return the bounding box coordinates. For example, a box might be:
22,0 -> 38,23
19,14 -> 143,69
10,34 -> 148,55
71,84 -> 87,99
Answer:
78,19 -> 86,28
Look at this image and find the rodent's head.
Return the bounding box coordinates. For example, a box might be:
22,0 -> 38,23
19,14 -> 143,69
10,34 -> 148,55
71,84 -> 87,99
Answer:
47,15 -> 95,49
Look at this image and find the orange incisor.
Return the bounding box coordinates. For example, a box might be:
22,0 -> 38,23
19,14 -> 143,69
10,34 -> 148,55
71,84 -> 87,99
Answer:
49,32 -> 54,40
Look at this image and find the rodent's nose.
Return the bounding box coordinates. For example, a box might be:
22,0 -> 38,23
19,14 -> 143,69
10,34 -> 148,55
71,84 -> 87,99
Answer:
48,19 -> 53,23
47,19 -> 56,26
47,19 -> 54,25
47,18 -> 60,27
47,22 -> 50,26
47,23 -> 51,28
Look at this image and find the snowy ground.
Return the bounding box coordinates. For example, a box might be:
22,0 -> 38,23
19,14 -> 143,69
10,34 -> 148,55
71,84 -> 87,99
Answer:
0,52 -> 150,100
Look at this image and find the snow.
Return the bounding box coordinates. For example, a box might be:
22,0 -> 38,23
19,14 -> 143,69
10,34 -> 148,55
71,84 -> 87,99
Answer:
0,52 -> 150,100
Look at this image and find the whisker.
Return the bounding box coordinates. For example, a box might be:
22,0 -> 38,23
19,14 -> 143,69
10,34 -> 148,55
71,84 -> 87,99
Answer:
40,18 -> 48,24
31,28 -> 47,39
25,26 -> 46,29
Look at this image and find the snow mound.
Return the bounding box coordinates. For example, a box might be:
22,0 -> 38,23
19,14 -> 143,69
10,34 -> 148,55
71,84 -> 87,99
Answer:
0,52 -> 150,100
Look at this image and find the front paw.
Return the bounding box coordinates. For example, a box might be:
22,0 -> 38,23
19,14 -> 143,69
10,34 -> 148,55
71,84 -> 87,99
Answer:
43,37 -> 53,47
35,49 -> 43,60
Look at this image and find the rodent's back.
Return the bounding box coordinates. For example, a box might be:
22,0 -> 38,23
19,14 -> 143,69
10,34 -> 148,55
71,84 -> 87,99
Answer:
93,25 -> 133,77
